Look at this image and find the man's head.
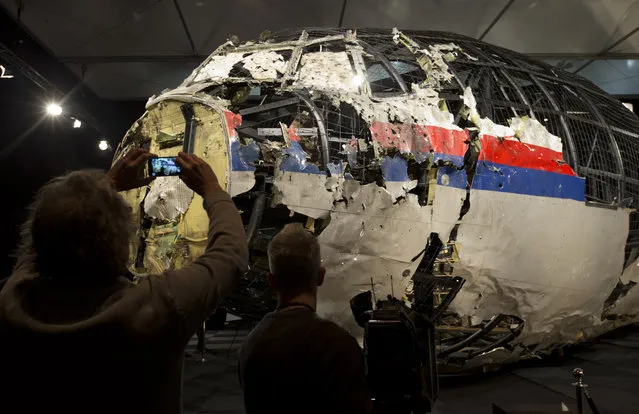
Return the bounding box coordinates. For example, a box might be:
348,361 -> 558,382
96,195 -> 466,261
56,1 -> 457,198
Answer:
16,170 -> 133,283
267,223 -> 325,297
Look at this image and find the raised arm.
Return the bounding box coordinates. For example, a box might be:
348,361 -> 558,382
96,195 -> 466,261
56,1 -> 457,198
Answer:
106,149 -> 248,338
162,152 -> 249,332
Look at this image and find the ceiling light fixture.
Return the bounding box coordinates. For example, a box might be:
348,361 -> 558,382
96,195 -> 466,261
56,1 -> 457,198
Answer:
73,119 -> 82,128
98,140 -> 109,151
46,103 -> 63,116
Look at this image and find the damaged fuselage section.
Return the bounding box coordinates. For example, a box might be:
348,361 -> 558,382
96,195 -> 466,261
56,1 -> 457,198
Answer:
113,28 -> 639,370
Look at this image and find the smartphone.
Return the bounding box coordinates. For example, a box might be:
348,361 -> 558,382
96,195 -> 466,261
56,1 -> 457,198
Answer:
149,156 -> 181,177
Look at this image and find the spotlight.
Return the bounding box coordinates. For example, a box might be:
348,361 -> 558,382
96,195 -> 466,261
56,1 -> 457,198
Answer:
352,74 -> 364,87
46,103 -> 63,116
98,140 -> 109,151
73,119 -> 82,128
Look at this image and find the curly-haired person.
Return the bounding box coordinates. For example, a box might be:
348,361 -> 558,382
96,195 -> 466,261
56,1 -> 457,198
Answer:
0,150 -> 248,414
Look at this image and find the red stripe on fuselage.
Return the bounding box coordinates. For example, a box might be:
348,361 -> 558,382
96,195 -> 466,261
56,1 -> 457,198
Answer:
479,135 -> 577,176
370,121 -> 577,176
370,121 -> 468,157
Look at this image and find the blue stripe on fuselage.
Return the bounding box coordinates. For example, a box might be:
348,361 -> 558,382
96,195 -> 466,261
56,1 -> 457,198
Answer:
230,146 -> 585,201
437,161 -> 585,201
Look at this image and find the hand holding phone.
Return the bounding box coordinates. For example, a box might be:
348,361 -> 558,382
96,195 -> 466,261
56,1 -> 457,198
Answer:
149,156 -> 182,177
175,152 -> 222,197
108,148 -> 157,191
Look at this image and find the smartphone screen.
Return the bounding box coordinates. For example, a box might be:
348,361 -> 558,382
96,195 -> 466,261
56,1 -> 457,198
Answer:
149,157 -> 181,177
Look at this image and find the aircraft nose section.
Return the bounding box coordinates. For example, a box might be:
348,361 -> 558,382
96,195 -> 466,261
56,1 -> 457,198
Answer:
114,100 -> 236,274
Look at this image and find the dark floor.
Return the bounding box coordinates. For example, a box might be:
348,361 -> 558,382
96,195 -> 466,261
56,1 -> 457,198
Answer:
182,325 -> 639,414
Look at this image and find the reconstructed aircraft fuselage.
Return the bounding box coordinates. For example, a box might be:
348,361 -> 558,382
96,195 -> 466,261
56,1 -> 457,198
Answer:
114,28 -> 639,368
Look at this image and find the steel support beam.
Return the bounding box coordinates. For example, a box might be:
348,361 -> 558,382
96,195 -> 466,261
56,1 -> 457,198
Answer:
58,55 -> 207,64
479,0 -> 515,41
338,0 -> 348,27
172,0 -> 198,56
528,52 -> 639,60
574,26 -> 639,74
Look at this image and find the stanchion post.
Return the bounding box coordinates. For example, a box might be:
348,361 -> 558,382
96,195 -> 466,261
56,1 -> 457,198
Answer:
198,321 -> 206,362
572,368 -> 585,414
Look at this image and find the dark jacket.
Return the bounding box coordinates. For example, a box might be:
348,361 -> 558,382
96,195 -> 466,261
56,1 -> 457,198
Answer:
0,189 -> 248,414
239,307 -> 374,414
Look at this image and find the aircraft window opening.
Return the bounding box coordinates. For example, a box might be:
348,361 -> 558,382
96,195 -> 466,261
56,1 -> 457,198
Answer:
389,60 -> 424,86
304,41 -> 347,54
362,55 -> 405,95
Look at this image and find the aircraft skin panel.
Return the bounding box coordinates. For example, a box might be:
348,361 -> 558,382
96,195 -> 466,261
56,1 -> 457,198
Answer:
452,188 -> 629,347
316,183 -> 466,336
615,259 -> 639,315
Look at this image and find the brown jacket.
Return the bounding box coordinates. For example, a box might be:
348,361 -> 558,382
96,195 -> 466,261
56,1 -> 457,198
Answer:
0,189 -> 248,414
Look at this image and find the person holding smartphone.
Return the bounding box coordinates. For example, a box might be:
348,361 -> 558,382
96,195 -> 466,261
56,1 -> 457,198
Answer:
0,149 -> 248,414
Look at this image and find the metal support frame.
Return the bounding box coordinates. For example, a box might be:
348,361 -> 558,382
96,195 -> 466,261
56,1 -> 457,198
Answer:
575,87 -> 626,203
283,31 -> 309,82
530,75 -> 580,170
345,43 -> 374,99
429,277 -> 466,322
490,69 -> 519,117
452,38 -> 633,207
438,315 -> 506,357
238,97 -> 300,116
467,317 -> 524,358
497,68 -> 535,119
295,92 -> 330,169
453,54 -> 618,104
585,131 -> 600,169
246,178 -> 267,247
180,103 -> 197,154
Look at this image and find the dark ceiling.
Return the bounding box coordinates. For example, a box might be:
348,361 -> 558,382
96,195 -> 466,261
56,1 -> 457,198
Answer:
1,0 -> 639,99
